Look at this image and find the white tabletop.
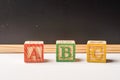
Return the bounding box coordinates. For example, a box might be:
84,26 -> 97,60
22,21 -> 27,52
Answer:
0,53 -> 120,80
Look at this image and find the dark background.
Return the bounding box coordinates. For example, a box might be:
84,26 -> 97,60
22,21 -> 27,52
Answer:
0,0 -> 120,44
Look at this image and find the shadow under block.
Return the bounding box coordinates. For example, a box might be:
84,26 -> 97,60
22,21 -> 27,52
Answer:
56,40 -> 75,62
87,40 -> 106,63
24,41 -> 44,63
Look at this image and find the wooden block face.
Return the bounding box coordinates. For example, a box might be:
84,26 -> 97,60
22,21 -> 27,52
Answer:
87,40 -> 106,63
24,41 -> 44,63
56,40 -> 75,62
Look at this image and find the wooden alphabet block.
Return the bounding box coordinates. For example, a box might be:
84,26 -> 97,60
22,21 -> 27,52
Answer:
24,41 -> 44,63
56,40 -> 75,62
87,40 -> 106,63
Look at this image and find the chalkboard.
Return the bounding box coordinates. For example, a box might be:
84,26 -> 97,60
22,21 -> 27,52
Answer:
0,0 -> 120,44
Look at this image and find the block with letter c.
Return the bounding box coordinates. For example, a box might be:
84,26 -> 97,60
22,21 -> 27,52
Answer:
87,40 -> 106,63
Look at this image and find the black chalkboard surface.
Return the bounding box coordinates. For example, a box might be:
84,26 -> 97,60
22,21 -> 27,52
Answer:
0,0 -> 120,44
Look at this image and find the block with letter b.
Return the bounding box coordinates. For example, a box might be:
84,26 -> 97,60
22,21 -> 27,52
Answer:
24,41 -> 44,63
56,40 -> 76,62
87,40 -> 106,63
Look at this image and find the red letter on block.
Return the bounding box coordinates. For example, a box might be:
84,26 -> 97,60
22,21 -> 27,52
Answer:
24,41 -> 44,63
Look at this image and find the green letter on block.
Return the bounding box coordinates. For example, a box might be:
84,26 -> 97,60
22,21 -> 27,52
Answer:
56,40 -> 75,62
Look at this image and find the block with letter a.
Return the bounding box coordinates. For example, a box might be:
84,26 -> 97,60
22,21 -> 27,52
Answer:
56,40 -> 76,62
87,40 -> 106,63
24,41 -> 44,63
